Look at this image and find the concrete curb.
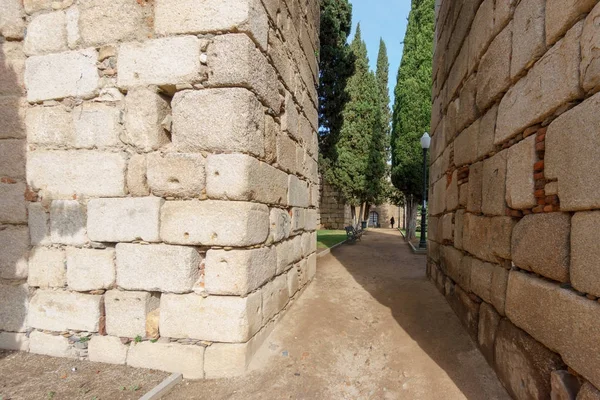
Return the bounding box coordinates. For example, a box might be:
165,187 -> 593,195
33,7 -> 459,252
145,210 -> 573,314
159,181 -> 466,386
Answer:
317,239 -> 349,258
139,373 -> 182,400
408,240 -> 428,255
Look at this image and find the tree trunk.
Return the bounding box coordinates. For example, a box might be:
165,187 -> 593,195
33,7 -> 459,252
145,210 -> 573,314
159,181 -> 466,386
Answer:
363,203 -> 371,222
351,205 -> 357,226
357,203 -> 365,229
405,195 -> 418,241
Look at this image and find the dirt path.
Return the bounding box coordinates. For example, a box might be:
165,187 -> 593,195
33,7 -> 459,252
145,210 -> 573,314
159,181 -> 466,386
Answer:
166,229 -> 510,399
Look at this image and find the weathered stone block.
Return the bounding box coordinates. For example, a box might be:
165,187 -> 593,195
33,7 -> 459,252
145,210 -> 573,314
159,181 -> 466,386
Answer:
581,3 -> 600,93
117,36 -> 201,88
28,248 -> 66,288
123,88 -> 171,152
0,0 -> 25,39
126,154 -> 149,196
205,247 -> 276,295
288,175 -> 309,208
24,11 -> 67,56
276,236 -> 303,274
161,200 -> 269,247
467,161 -> 483,213
430,177 -> 446,216
470,258 -> 494,303
87,197 -> 163,242
0,283 -> 29,332
0,139 -> 25,180
506,135 -> 536,209
172,88 -> 264,157
127,341 -> 204,380
28,150 -> 127,198
478,301 -> 500,364
0,226 -> 29,280
0,332 -> 29,351
89,336 -> 128,365
546,92 -> 600,210
73,103 -> 122,149
160,292 -> 262,343
276,133 -> 297,174
571,211 -> 600,297
105,290 -> 159,338
116,243 -> 200,293
78,0 -> 148,47
25,48 -> 99,102
206,154 -> 287,205
66,248 -> 115,292
25,105 -> 73,145
50,200 -> 88,246
0,42 -> 25,96
463,214 -> 515,263
0,96 -> 26,139
28,290 -> 102,332
29,331 -> 76,358
551,370 -> 582,400
482,150 -> 507,215
204,341 -> 258,378
441,213 -> 453,242
446,283 -> 480,341
23,0 -> 53,14
454,209 -> 465,250
494,318 -> 564,400
270,208 -> 291,243
440,245 -> 465,286
147,153 -> 205,198
491,266 -> 509,316
290,207 -> 306,233
454,120 -> 479,167
155,0 -> 268,50
308,252 -> 317,280
262,274 -> 288,323
512,213 -> 570,282
446,170 -> 459,212
578,382 -> 600,400
496,22 -> 583,144
0,182 -> 26,224
478,104 -> 498,159
477,22 -> 512,111
506,271 -> 600,389
207,34 -> 280,111
287,266 -> 300,297
511,0 -> 546,78
548,0 -> 596,47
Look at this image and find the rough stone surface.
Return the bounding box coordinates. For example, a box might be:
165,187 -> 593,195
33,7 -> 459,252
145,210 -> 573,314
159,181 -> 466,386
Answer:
24,11 -> 67,56
494,318 -> 564,400
155,0 -> 268,50
123,88 -> 171,152
463,214 -> 515,263
147,153 -> 205,198
467,162 -> 483,213
72,103 -> 122,149
0,332 -> 29,351
262,274 -> 289,323
571,211 -> 600,297
491,266 -> 509,316
511,0 -> 546,78
477,22 -> 512,111
506,271 -> 600,389
25,105 -> 73,145
88,335 -> 128,365
66,248 -> 115,292
159,292 -> 262,343
288,175 -> 309,208
204,342 -> 252,378
269,208 -> 291,243
206,154 -> 287,205
117,36 -> 201,88
127,341 -> 205,380
25,48 -> 99,102
478,104 -> 498,159
547,0 -> 597,46
28,248 -> 66,288
482,151 -> 507,216
87,197 -> 163,243
0,0 -> 25,39
546,92 -> 600,211
78,0 -> 148,47
511,213 -> 571,282
496,22 -> 583,144
446,283 -> 480,341
0,284 -> 29,332
478,302 -> 500,364
578,383 -> 600,400
470,258 -> 494,303
160,200 -> 269,247
172,88 -> 264,157
105,290 -> 159,338
454,121 -> 479,167
506,135 -> 536,209
29,331 -> 76,358
0,97 -> 26,139
0,226 -> 29,280
49,200 -> 88,246
126,154 -> 149,196
0,182 -> 26,224
27,150 -> 127,198
551,370 -> 582,400
28,290 -> 102,332
579,2 -> 600,93
116,243 -> 201,293
205,247 -> 277,295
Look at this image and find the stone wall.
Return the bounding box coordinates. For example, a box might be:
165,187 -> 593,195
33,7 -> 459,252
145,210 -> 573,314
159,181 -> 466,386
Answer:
0,0 -> 319,379
368,204 -> 402,229
318,178 -> 352,230
430,0 -> 600,398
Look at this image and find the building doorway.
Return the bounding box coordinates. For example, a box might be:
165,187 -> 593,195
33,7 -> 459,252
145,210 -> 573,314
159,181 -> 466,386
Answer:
368,211 -> 379,228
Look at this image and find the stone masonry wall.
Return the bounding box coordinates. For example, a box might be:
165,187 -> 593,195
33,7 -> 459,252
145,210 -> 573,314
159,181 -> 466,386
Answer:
430,0 -> 600,398
318,177 -> 352,230
0,0 -> 319,379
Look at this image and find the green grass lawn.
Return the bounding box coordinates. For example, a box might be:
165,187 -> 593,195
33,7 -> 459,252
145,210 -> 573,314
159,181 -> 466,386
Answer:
400,229 -> 427,240
317,230 -> 347,249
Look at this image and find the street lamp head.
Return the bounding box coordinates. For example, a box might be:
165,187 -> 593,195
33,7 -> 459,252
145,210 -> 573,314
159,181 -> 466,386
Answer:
420,132 -> 431,149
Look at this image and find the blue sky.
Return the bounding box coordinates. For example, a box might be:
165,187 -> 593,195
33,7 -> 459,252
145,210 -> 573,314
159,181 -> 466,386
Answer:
349,0 -> 412,107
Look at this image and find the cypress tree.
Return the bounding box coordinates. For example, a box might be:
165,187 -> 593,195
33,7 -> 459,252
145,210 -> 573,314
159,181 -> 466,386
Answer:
325,24 -> 385,221
390,0 -> 435,238
376,38 -> 392,155
318,0 -> 354,162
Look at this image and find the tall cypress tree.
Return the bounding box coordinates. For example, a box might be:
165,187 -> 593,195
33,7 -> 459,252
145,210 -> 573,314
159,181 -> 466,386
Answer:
318,0 -> 353,162
376,39 -> 392,155
391,0 -> 434,237
325,24 -> 385,220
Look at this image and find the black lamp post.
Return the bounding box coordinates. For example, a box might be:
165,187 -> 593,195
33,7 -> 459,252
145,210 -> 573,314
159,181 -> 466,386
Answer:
419,132 -> 431,249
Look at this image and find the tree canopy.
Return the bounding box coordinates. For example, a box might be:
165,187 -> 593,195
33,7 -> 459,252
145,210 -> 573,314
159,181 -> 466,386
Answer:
390,0 -> 435,201
376,38 -> 392,156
